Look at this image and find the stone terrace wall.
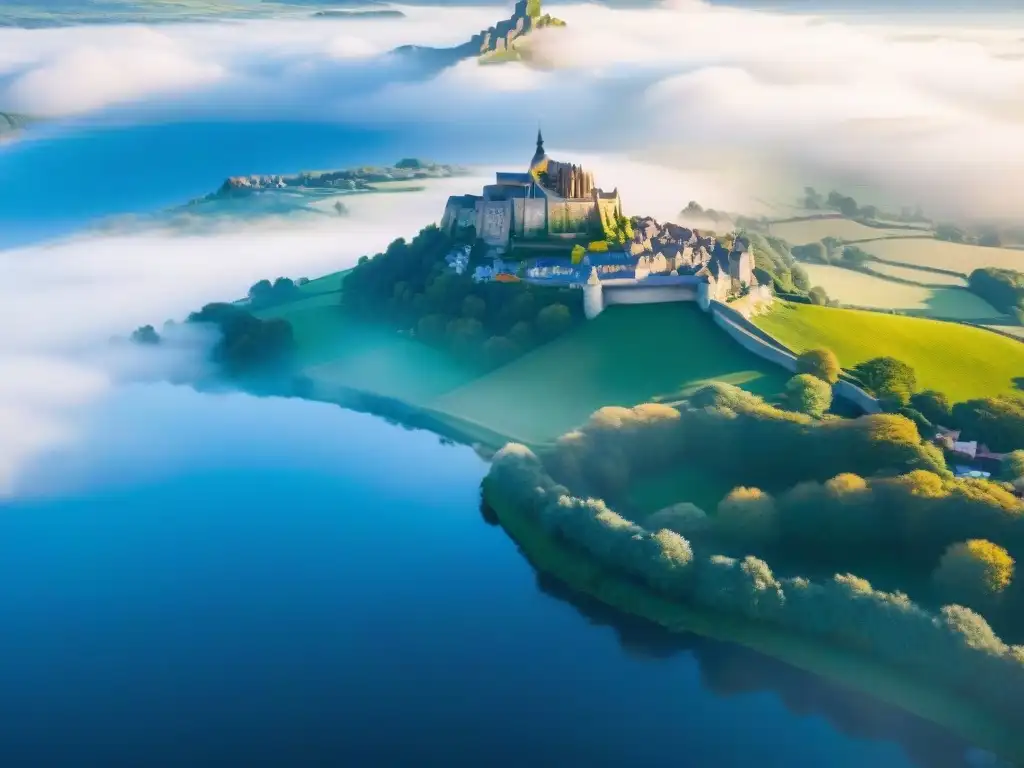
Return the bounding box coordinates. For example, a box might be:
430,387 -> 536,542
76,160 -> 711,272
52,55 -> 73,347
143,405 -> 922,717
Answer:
709,302 -> 882,414
604,284 -> 697,306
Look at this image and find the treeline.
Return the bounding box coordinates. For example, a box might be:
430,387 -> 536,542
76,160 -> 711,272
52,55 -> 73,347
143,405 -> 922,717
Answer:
936,223 -> 1015,249
533,387 -> 1024,635
546,384 -> 947,506
246,276 -> 309,309
131,303 -> 295,379
341,225 -> 583,368
968,268 -> 1024,322
800,347 -> 1024,454
800,188 -> 899,221
487,442 -> 1024,730
744,232 -> 833,305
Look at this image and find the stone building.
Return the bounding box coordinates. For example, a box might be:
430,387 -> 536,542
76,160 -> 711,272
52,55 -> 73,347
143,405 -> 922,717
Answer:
440,130 -> 623,253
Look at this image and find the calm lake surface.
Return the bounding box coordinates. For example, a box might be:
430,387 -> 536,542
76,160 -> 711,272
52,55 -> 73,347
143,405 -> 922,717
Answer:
0,385 -> 974,766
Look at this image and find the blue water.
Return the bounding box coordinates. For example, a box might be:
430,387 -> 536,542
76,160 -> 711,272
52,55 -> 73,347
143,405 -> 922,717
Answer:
0,385 -> 971,766
0,119 -> 540,248
0,100 -> 982,766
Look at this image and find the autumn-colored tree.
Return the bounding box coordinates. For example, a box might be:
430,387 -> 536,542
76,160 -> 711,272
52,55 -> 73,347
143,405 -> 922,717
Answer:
933,539 -> 1014,608
570,244 -> 586,264
796,348 -> 840,384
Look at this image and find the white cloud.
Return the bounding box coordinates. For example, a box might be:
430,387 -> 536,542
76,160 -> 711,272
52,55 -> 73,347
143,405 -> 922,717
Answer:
0,176 -> 490,495
2,27 -> 225,116
3,2 -> 1021,217
3,0 -> 1024,490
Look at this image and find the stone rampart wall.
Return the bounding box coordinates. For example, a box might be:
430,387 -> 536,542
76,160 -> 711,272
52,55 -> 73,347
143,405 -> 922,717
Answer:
709,302 -> 882,414
604,284 -> 697,306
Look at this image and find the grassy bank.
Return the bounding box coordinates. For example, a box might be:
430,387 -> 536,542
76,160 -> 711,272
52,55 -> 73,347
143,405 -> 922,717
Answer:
755,303 -> 1024,401
485,480 -> 1024,762
432,303 -> 790,444
258,293 -> 791,447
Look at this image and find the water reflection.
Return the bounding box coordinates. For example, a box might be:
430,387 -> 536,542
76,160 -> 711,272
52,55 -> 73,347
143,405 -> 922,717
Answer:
488,504 -> 975,768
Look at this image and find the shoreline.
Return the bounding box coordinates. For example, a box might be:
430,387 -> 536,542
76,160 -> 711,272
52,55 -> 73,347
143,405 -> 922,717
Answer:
482,479 -> 1024,763
289,375 -> 516,457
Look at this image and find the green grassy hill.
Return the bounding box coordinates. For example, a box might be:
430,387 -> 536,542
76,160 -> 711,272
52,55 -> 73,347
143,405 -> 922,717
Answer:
430,303 -> 789,445
253,269 -> 479,405
755,303 -> 1024,401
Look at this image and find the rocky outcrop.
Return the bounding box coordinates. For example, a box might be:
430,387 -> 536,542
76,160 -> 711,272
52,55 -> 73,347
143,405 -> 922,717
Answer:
473,0 -> 566,58
391,0 -> 565,68
195,161 -> 468,202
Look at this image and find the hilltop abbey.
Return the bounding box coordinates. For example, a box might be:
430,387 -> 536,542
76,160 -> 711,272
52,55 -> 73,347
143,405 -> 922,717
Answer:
441,130 -> 623,253
440,130 -> 768,319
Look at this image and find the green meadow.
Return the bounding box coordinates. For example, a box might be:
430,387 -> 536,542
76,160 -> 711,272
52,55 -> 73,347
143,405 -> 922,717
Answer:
430,303 -> 790,445
798,264 -> 1004,320
755,303 -> 1024,401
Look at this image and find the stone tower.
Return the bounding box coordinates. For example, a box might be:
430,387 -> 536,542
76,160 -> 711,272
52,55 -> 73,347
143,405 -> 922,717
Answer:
583,267 -> 604,319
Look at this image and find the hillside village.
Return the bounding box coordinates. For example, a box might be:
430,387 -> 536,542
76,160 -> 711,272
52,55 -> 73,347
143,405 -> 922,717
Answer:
441,130 -> 768,319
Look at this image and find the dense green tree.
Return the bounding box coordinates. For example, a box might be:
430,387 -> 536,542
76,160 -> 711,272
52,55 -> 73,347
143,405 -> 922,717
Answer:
716,487 -> 778,548
790,265 -> 811,292
936,223 -> 967,243
783,374 -> 833,418
248,279 -> 273,303
796,348 -> 840,384
416,314 -> 447,345
340,224 -> 581,365
1003,450 -> 1024,482
968,268 -> 1024,315
508,320 -> 533,347
792,242 -> 828,264
897,407 -> 934,437
840,245 -> 871,266
951,396 -> 1024,452
933,539 -> 1015,609
537,303 -> 572,339
446,317 -> 484,355
483,335 -> 520,367
646,503 -> 710,539
852,357 -> 917,406
910,390 -> 952,427
808,286 -> 829,305
803,187 -> 823,210
462,295 -> 486,320
130,325 -> 160,345
186,303 -> 295,376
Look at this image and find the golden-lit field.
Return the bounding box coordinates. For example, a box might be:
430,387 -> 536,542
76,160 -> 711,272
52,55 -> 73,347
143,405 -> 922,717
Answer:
858,238 -> 1024,275
799,264 -> 1002,320
755,303 -> 1024,401
867,262 -> 967,287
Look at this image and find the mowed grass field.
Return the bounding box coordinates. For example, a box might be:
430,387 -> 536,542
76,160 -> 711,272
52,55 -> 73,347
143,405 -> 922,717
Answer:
430,303 -> 790,445
858,238 -> 1024,275
799,264 -> 1003,320
755,303 -> 1024,401
767,217 -> 926,245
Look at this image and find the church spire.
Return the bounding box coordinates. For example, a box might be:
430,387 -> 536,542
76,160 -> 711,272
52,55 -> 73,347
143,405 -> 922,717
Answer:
536,126 -> 544,155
